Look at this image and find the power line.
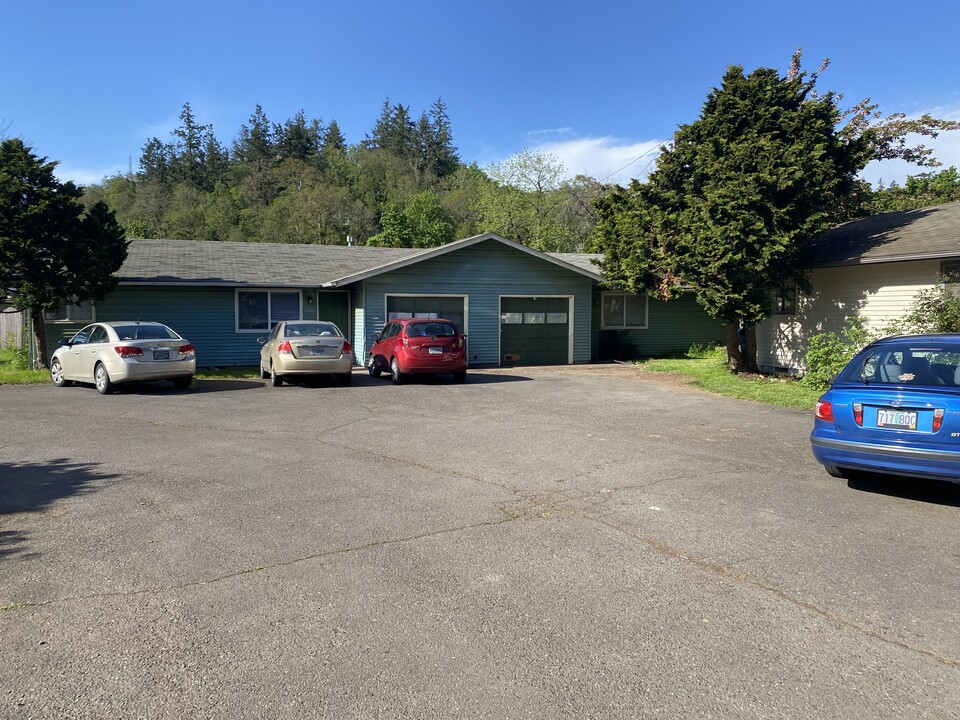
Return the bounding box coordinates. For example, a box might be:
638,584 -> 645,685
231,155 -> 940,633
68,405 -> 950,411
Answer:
600,142 -> 664,183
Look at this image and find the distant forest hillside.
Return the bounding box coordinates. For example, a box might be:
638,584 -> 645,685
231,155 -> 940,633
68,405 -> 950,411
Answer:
82,100 -> 609,252
81,100 -> 960,253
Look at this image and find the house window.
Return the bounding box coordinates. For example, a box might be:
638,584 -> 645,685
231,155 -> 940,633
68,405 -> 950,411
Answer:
773,284 -> 797,315
44,299 -> 94,323
601,293 -> 647,329
236,290 -> 301,331
941,261 -> 960,282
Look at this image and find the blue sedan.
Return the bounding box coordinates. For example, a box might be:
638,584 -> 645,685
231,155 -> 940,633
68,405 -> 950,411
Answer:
811,334 -> 960,484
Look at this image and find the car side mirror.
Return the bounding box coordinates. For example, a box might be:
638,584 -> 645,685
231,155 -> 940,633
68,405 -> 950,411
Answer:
372,334 -> 380,343
58,338 -> 72,347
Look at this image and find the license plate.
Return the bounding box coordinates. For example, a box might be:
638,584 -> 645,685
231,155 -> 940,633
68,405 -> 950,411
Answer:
428,347 -> 443,355
877,409 -> 918,430
153,350 -> 170,360
309,347 -> 326,356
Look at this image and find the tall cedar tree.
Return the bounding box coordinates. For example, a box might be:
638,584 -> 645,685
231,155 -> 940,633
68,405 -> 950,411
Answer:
0,139 -> 128,368
593,52 -> 960,372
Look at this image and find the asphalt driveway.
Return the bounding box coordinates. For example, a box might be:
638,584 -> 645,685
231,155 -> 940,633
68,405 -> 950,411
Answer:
2,365 -> 959,718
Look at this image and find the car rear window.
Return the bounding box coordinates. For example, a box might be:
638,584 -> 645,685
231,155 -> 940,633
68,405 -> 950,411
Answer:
407,322 -> 457,337
840,342 -> 960,387
113,325 -> 178,340
284,324 -> 340,337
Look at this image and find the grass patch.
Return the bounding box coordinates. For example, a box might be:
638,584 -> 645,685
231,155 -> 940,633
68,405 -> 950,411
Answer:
0,347 -> 48,385
638,346 -> 822,410
195,367 -> 260,380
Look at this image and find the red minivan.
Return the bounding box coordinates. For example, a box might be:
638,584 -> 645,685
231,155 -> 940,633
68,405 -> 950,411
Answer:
367,317 -> 467,384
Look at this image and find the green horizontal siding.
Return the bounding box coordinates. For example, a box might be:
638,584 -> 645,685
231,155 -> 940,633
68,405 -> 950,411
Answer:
592,291 -> 725,358
358,240 -> 594,366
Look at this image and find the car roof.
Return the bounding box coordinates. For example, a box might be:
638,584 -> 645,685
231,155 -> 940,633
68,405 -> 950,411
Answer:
101,320 -> 168,326
873,333 -> 960,344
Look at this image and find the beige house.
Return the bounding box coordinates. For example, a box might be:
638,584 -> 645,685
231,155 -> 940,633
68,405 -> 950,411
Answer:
757,201 -> 960,374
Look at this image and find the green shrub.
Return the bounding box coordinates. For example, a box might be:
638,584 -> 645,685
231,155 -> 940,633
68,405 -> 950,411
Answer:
802,316 -> 876,389
686,342 -> 721,359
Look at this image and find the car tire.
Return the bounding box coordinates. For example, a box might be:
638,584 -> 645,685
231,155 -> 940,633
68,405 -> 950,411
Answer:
339,371 -> 353,385
94,363 -> 114,395
390,358 -> 405,385
50,359 -> 71,387
452,370 -> 467,383
260,364 -> 270,379
270,364 -> 283,387
172,376 -> 193,390
367,356 -> 382,378
823,464 -> 847,479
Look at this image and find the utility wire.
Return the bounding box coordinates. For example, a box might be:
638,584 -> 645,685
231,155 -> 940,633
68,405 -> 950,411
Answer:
600,142 -> 664,183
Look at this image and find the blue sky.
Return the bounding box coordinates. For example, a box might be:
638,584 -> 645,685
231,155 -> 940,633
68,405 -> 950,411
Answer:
3,0 -> 959,189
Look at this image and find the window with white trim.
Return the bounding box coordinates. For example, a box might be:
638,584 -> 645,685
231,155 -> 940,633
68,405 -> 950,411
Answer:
601,293 -> 647,329
237,290 -> 301,331
941,260 -> 960,282
44,299 -> 94,322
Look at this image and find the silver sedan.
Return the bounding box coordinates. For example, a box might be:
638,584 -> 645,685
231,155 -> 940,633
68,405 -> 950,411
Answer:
258,320 -> 354,386
50,321 -> 196,394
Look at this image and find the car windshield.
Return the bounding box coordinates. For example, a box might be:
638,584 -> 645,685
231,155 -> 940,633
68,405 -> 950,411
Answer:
284,323 -> 340,337
113,324 -> 178,340
840,341 -> 960,387
408,322 -> 457,337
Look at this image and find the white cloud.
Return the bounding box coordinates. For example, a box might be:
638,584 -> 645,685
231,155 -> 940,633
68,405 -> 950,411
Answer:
54,164 -> 126,187
529,136 -> 667,185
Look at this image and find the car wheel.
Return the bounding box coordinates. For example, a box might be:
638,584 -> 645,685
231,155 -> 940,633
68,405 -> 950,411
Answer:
390,358 -> 405,385
452,370 -> 467,383
367,355 -> 382,378
94,363 -> 114,395
339,371 -> 353,385
172,376 -> 193,390
270,364 -> 283,387
260,364 -> 270,379
50,359 -> 71,387
823,464 -> 847,479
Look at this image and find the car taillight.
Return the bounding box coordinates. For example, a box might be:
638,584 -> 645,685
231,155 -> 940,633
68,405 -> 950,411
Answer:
179,344 -> 194,354
115,346 -> 143,357
277,340 -> 292,354
853,403 -> 863,426
815,400 -> 834,422
341,340 -> 353,357
402,335 -> 409,348
933,408 -> 945,432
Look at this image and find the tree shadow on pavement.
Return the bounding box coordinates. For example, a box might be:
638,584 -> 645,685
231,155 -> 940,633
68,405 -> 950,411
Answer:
1,459 -> 122,562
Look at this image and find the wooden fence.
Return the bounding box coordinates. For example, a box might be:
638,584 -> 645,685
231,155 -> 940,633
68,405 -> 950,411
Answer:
1,309 -> 26,348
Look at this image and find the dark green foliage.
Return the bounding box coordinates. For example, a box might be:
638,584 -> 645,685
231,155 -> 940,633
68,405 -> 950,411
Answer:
870,167 -> 960,213
802,316 -> 875,389
82,98 -> 594,250
0,139 -> 128,367
591,52 -> 960,371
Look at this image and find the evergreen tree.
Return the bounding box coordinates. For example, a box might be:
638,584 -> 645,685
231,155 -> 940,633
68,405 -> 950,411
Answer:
591,52 -> 960,372
0,139 -> 128,368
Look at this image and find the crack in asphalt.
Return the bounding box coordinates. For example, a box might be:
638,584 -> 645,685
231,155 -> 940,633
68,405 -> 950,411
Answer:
587,513 -> 960,671
0,515 -> 522,614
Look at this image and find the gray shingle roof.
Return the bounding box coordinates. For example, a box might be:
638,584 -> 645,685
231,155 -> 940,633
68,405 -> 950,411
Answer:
805,201 -> 960,267
119,234 -> 604,287
120,239 -> 426,286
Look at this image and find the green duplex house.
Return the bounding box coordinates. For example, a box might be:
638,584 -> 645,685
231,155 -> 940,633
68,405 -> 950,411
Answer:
43,233 -> 724,368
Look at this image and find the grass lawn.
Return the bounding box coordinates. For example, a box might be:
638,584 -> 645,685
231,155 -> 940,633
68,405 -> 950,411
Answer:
638,346 -> 823,411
